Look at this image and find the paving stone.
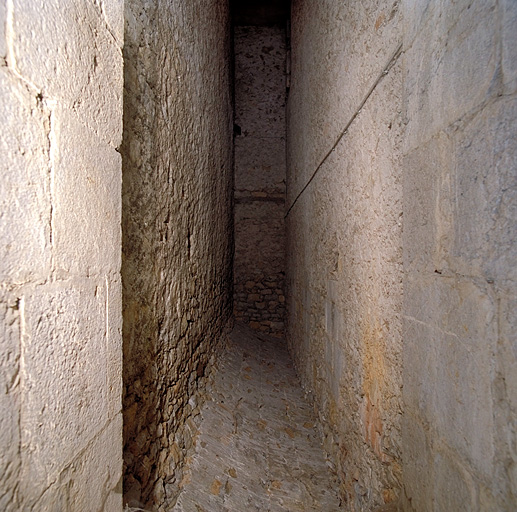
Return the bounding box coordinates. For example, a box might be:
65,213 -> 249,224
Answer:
171,323 -> 342,511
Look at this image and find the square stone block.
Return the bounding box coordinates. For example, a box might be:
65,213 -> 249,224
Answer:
53,107 -> 121,277
0,68 -> 51,284
452,98 -> 517,285
404,274 -> 496,477
403,0 -> 497,152
21,280 -> 108,498
12,0 -> 123,146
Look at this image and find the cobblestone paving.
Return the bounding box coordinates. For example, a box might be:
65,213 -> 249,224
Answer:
171,323 -> 342,511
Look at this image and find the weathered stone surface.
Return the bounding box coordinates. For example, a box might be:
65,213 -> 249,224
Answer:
401,413 -> 433,512
172,324 -> 342,512
234,136 -> 286,193
0,0 -> 6,61
0,1 -> 515,511
405,275 -> 496,476
0,297 -> 20,512
451,98 -> 517,285
0,67 -> 51,285
11,0 -> 123,147
400,2 -> 517,510
122,1 -> 233,509
433,451 -> 477,512
402,0 -> 498,153
502,0 -> 517,94
233,25 -> 287,337
287,0 -> 517,510
30,414 -> 122,512
53,106 -> 121,278
0,1 -> 124,509
21,281 -> 109,499
107,275 -> 123,420
99,0 -> 124,48
66,414 -> 122,510
287,19 -> 404,506
234,202 -> 285,279
234,26 -> 286,139
403,132 -> 453,274
287,0 -> 402,204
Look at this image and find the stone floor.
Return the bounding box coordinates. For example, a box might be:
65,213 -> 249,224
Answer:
171,323 -> 343,511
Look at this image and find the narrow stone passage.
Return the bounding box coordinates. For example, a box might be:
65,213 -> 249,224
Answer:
171,323 -> 342,511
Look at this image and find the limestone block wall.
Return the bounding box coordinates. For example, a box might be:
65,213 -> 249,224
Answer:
0,1 -> 124,511
287,0 -> 517,510
122,1 -> 233,509
401,1 -> 517,510
233,25 -> 287,337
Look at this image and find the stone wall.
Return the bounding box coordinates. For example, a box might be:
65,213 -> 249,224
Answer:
122,1 -> 233,510
233,25 -> 287,338
286,0 -> 517,510
286,1 -> 403,509
401,1 -> 517,510
0,1 -> 124,510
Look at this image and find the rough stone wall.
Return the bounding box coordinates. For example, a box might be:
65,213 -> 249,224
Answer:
122,1 -> 233,509
401,1 -> 517,510
233,25 -> 287,338
0,1 -> 124,511
286,2 -> 403,509
287,1 -> 517,511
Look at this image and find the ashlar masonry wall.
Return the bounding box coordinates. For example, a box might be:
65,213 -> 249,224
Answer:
0,1 -> 124,510
401,2 -> 517,510
287,0 -> 517,510
122,1 -> 234,509
233,25 -> 287,337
